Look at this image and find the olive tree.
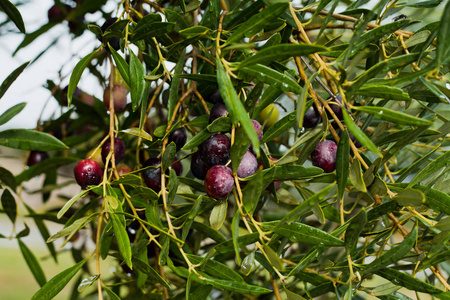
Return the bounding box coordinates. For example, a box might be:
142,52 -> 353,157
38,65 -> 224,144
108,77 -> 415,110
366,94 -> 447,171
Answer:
0,0 -> 449,299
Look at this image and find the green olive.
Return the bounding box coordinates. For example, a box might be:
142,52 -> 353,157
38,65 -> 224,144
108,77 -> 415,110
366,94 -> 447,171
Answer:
259,104 -> 279,127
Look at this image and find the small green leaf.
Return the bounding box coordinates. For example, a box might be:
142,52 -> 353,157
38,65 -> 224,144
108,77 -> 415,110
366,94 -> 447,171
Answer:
344,209 -> 367,255
121,127 -> 152,142
187,254 -> 245,282
362,226 -> 417,275
393,188 -> 425,207
162,142 -> 177,173
102,284 -> 121,300
167,168 -> 179,207
225,3 -> 288,45
77,275 -> 99,292
352,106 -> 433,126
239,44 -> 327,69
31,257 -> 88,300
240,64 -> 302,94
13,23 -> 56,56
57,190 -> 90,219
0,102 -> 26,126
349,159 -> 367,192
67,49 -> 100,105
343,108 -> 382,157
207,116 -> 232,133
210,201 -> 227,230
217,57 -> 260,156
18,239 -> 47,287
168,49 -> 186,121
1,189 -> 16,224
336,130 -> 350,199
376,268 -> 442,294
264,221 -> 344,246
0,0 -> 25,33
110,213 -> 132,268
263,244 -> 284,271
182,128 -> 213,150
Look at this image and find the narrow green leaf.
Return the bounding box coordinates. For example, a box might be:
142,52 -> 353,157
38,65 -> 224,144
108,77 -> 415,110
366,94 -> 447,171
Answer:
344,210 -> 367,255
132,258 -> 170,288
162,142 -> 177,172
225,3 -> 288,45
110,213 -> 132,268
230,126 -> 251,174
263,165 -> 323,184
120,127 -> 152,142
239,44 -> 327,69
132,20 -> 175,42
276,184 -> 334,228
242,169 -> 263,215
0,166 -> 16,191
408,150 -> 450,187
297,72 -> 318,129
167,168 -> 178,207
31,257 -> 88,300
352,106 -> 433,126
168,49 -> 186,121
348,19 -> 410,58
15,157 -> 77,184
0,129 -> 68,151
1,188 -> 16,224
210,201 -> 227,230
349,159 -> 367,192
419,77 -> 450,104
343,108 -> 382,157
376,268 -> 442,294
261,111 -> 296,143
216,57 -> 260,156
231,209 -> 242,265
128,49 -> 145,111
102,284 -> 121,300
240,64 -> 302,94
187,254 -> 244,282
263,221 -> 344,246
436,0 -> 450,66
0,0 -> 25,33
13,23 -> 57,56
362,226 -> 417,275
345,53 -> 422,94
174,73 -> 217,83
0,61 -> 29,100
336,130 -> 350,199
0,102 -> 26,126
67,49 -> 99,105
402,0 -> 443,7
57,190 -> 90,219
182,128 -> 213,150
350,85 -> 410,100
18,239 -> 47,287
109,45 -> 130,86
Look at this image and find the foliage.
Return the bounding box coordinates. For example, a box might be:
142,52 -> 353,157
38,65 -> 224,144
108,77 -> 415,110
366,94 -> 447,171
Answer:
1,0 -> 450,299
